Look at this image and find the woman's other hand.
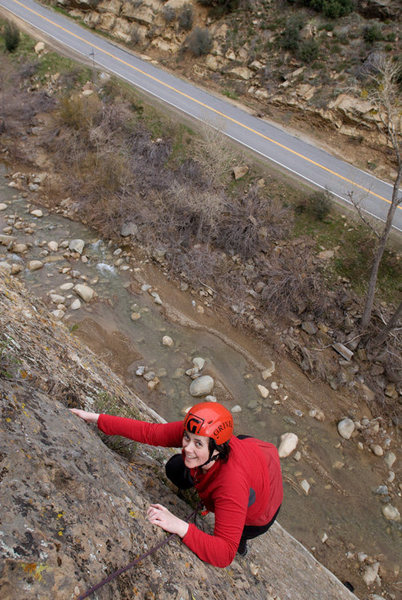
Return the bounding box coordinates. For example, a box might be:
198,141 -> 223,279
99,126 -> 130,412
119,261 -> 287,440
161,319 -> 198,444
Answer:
70,408 -> 99,424
147,504 -> 189,538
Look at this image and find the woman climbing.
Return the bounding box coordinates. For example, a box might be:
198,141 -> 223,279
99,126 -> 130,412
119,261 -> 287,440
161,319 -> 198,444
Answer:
70,401 -> 283,568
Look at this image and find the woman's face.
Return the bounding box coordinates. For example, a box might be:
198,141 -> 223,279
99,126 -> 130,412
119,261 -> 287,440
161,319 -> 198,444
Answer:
182,430 -> 211,469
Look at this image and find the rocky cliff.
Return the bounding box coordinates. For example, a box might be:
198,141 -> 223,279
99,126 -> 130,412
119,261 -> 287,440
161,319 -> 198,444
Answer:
0,271 -> 360,599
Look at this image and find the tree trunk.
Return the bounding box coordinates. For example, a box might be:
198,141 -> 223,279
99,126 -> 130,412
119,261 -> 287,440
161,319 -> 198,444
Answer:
372,300 -> 402,346
360,165 -> 402,330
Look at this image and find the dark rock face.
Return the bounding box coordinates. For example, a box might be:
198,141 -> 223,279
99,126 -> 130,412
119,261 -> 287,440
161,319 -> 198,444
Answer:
358,0 -> 401,19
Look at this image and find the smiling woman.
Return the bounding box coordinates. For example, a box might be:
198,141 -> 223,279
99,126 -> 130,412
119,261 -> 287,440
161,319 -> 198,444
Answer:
70,401 -> 283,568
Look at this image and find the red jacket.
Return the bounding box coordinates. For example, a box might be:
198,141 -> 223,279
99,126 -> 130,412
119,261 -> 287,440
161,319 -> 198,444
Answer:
98,414 -> 283,567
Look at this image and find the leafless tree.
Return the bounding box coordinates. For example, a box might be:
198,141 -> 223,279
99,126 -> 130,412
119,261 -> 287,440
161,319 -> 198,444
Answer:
354,55 -> 402,333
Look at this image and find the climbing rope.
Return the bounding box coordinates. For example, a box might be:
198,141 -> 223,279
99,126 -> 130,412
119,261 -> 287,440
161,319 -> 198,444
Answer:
77,506 -> 200,600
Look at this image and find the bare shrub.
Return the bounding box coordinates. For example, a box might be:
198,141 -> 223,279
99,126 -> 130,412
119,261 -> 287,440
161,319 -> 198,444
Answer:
163,5 -> 176,23
295,190 -> 331,221
217,186 -> 290,259
192,126 -> 242,188
178,4 -> 194,31
187,28 -> 213,57
57,93 -> 103,133
259,248 -> 327,319
0,56 -> 53,161
174,158 -> 209,189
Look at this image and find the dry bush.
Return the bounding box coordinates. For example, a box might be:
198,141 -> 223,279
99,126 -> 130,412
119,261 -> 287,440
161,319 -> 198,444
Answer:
174,158 -> 209,189
0,56 -> 53,161
259,248 -> 328,318
186,27 -> 213,57
57,93 -> 103,133
217,185 -> 290,259
192,126 -> 242,188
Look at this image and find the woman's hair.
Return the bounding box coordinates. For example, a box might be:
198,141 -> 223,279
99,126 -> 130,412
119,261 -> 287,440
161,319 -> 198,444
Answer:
208,438 -> 231,463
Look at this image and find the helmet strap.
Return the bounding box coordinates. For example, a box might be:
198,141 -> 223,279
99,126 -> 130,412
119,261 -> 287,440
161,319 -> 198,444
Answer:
199,451 -> 219,470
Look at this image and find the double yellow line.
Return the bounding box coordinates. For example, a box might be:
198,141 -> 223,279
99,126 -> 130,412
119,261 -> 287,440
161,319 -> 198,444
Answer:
9,0 -> 398,209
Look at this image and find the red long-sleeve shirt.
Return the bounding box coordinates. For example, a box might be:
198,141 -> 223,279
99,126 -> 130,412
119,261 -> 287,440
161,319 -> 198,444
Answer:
98,414 -> 283,567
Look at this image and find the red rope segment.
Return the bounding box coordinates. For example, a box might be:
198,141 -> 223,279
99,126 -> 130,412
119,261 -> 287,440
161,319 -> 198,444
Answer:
77,507 -> 200,600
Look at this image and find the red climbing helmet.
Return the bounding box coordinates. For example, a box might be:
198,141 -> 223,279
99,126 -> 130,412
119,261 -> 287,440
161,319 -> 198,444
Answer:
183,402 -> 233,444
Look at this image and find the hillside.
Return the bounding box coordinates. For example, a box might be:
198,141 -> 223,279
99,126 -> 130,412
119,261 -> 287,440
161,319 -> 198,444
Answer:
0,271 -> 360,600
43,0 -> 402,181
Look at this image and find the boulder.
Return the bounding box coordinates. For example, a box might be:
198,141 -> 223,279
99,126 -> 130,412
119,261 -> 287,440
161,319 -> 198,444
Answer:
189,375 -> 214,397
74,284 -> 95,303
0,203 -> 7,211
261,362 -> 275,379
162,335 -> 174,347
34,41 -> 45,54
362,562 -> 380,586
0,234 -> 15,245
257,384 -> 269,399
317,250 -> 335,260
233,165 -> 249,180
98,0 -> 121,15
381,504 -> 400,522
337,418 -> 355,440
229,66 -> 253,80
278,432 -> 299,458
0,261 -> 12,273
384,452 -> 396,469
11,264 -> 23,275
51,309 -> 64,320
47,241 -> 59,252
120,222 -> 138,237
49,294 -> 66,304
69,239 -> 85,255
13,243 -> 28,254
28,260 -> 44,271
301,321 -> 317,335
192,357 -> 205,371
206,55 -> 219,71
71,299 -> 81,310
300,480 -> 310,495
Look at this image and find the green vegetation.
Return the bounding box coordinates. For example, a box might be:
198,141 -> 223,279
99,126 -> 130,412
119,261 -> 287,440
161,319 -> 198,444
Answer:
298,39 -> 319,63
4,20 -> 20,53
178,4 -> 194,31
222,88 -> 239,100
363,24 -> 383,44
198,0 -> 240,17
293,209 -> 401,301
298,0 -> 355,18
0,336 -> 22,380
296,190 -> 331,221
187,27 -> 213,57
280,16 -> 304,52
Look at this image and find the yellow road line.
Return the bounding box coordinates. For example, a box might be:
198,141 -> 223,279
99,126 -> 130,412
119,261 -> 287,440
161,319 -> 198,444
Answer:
10,0 -> 399,209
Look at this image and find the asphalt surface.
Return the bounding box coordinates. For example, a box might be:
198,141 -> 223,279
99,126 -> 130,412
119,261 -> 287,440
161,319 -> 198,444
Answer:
1,0 -> 401,231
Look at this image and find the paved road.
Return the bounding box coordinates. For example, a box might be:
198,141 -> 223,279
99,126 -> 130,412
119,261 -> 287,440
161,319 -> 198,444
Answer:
1,0 -> 401,231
